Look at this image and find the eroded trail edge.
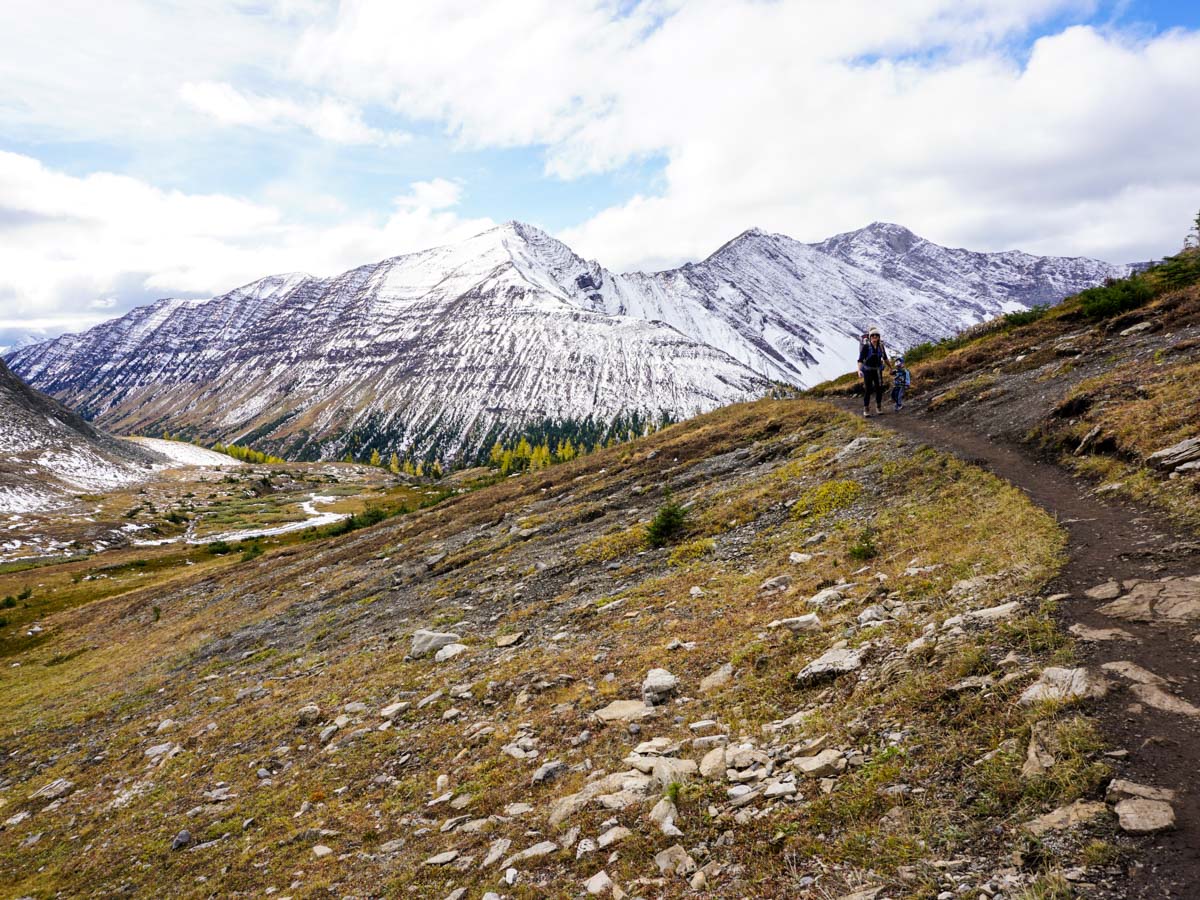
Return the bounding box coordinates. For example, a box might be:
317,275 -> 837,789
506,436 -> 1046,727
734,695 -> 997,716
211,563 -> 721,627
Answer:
836,399 -> 1200,899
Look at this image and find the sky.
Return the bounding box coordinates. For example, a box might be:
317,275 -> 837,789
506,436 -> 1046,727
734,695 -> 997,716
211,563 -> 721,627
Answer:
1,0 -> 1199,347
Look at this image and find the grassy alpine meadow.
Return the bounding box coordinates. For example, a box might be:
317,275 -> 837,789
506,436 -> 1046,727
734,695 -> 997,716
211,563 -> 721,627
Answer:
0,398 -> 1107,899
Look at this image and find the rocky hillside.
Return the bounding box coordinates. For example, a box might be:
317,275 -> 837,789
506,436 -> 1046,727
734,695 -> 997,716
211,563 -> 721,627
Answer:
830,247 -> 1200,533
0,357 -> 164,513
6,222 -> 1126,464
4,390 -> 1167,898
813,246 -> 1200,897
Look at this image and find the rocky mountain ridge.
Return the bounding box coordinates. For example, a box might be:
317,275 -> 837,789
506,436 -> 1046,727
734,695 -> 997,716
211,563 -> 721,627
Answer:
6,221 -> 1129,462
0,358 -> 164,513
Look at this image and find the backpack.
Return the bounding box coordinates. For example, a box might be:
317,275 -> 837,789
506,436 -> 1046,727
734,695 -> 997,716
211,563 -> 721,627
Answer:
862,339 -> 887,369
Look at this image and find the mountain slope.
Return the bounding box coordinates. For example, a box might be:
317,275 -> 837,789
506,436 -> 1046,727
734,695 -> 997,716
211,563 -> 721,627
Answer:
0,358 -> 164,512
8,225 -> 769,462
7,222 -> 1127,462
560,223 -> 1126,386
814,221 -> 1132,309
1,396 -> 1098,898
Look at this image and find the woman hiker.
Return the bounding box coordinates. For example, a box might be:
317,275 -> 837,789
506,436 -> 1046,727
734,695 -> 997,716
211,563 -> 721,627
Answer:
857,326 -> 891,417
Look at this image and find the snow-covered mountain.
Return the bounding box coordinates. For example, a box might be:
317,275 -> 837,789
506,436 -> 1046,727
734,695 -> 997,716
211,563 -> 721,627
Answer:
6,221 -> 1128,462
7,224 -> 770,462
558,222 -> 1130,385
0,358 -> 165,513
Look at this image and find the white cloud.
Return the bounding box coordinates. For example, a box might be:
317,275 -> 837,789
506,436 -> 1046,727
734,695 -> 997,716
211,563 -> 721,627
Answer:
0,1 -> 302,143
3,0 -> 1198,332
296,1 -> 1200,266
179,81 -> 407,146
0,151 -> 493,330
396,178 -> 463,211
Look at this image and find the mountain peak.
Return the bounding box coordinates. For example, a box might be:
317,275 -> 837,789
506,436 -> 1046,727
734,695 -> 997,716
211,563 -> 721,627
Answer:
486,219 -> 553,242
703,226 -> 780,263
816,221 -> 923,256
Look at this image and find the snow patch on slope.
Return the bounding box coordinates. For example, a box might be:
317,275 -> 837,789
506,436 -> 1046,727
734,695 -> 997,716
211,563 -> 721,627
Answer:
129,438 -> 243,468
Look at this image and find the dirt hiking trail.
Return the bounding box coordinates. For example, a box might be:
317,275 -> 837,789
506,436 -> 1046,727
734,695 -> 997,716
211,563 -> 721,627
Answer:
834,398 -> 1200,899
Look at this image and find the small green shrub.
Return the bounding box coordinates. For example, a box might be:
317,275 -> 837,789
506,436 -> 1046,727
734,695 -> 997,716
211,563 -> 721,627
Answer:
1003,305 -> 1049,327
1077,277 -> 1154,319
664,781 -> 682,804
17,587 -> 32,601
2,596 -> 15,609
646,495 -> 687,548
207,540 -> 232,555
240,542 -> 263,562
848,528 -> 878,560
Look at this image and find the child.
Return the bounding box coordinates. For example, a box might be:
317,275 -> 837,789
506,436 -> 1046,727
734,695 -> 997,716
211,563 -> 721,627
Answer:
891,356 -> 911,410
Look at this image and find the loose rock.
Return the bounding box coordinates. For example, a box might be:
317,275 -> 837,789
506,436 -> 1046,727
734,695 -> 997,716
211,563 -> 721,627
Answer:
699,663 -> 733,694
1019,667 -> 1109,706
1115,798 -> 1175,834
411,629 -> 461,658
796,647 -> 863,684
641,668 -> 678,705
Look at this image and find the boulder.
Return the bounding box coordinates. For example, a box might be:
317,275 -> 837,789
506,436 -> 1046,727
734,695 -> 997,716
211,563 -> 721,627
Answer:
649,757 -> 698,789
532,760 -> 567,785
1084,581 -> 1122,600
792,748 -> 844,778
481,837 -> 512,867
594,699 -> 657,723
1105,779 -> 1177,804
380,701 -> 411,719
772,614 -> 822,633
498,840 -> 557,868
297,704 -> 322,725
834,436 -> 875,462
1115,798 -> 1175,834
1128,683 -> 1200,717
641,668 -> 678,705
700,746 -> 727,778
29,778 -> 74,801
1147,437 -> 1200,472
1019,667 -> 1109,706
654,844 -> 697,877
1025,800 -> 1108,835
796,647 -> 864,685
596,826 -> 631,849
760,574 -> 792,594
585,870 -> 618,896
807,587 -> 843,608
1097,577 -> 1200,623
411,629 -> 462,658
699,663 -> 733,693
963,600 -> 1023,624
434,643 -> 467,662
647,797 -> 682,836
1068,623 -> 1133,642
